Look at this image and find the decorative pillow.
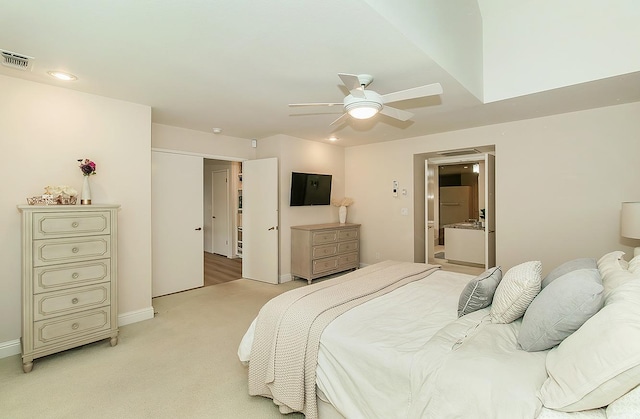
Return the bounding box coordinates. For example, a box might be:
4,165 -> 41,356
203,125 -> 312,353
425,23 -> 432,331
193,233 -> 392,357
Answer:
539,280 -> 640,412
490,261 -> 542,324
458,266 -> 502,317
597,251 -> 637,296
518,268 -> 604,352
630,254 -> 640,274
606,384 -> 640,417
541,258 -> 597,289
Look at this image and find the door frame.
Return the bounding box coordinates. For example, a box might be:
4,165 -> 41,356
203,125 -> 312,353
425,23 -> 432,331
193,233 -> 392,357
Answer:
425,152 -> 496,269
152,147 -> 245,274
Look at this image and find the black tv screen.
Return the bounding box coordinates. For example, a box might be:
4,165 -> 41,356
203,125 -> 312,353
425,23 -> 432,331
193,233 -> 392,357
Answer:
290,172 -> 332,206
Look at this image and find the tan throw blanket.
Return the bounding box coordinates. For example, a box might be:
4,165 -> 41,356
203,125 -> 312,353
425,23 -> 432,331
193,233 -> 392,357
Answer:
248,260 -> 440,419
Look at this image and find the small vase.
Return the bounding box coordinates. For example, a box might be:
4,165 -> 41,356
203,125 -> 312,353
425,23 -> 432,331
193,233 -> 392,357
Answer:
81,176 -> 92,205
339,205 -> 347,224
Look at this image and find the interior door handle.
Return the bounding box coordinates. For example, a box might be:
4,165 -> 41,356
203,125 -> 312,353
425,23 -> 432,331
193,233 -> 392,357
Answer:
195,227 -> 202,231
268,226 -> 278,231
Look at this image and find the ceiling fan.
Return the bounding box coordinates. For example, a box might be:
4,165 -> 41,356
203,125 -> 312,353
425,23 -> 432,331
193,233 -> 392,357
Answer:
289,73 -> 443,125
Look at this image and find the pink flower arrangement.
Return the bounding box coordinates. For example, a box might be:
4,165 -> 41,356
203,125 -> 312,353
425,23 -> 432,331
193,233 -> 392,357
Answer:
78,159 -> 97,176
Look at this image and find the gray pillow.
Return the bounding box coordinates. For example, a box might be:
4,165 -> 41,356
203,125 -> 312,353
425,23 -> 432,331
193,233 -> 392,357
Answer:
458,266 -> 502,317
518,268 -> 604,352
542,258 -> 597,289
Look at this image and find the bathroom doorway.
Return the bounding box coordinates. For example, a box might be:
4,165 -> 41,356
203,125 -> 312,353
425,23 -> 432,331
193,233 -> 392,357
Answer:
414,147 -> 495,271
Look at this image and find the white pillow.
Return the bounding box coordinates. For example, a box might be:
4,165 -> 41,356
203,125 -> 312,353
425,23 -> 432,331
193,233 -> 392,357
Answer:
629,255 -> 640,274
490,261 -> 542,324
606,385 -> 640,418
539,280 -> 640,412
597,251 -> 637,296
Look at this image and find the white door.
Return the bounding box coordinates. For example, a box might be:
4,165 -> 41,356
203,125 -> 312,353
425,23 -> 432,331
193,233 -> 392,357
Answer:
425,162 -> 437,263
212,170 -> 230,256
242,158 -> 279,284
152,151 -> 204,297
485,154 -> 496,267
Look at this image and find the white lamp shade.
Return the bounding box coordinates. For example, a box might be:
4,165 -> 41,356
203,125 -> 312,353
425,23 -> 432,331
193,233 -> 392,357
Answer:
621,202 -> 640,239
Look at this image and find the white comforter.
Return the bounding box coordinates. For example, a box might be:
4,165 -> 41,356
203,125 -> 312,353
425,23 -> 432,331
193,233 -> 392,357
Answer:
239,269 -> 606,419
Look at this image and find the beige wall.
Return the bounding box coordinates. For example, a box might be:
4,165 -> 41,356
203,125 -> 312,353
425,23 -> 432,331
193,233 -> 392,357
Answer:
0,74 -> 152,347
346,101 -> 640,274
152,123 -> 255,160
258,135 -> 345,281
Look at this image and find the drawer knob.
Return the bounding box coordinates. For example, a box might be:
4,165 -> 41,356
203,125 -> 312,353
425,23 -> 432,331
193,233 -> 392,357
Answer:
72,247 -> 79,253
71,222 -> 79,228
72,298 -> 79,304
71,323 -> 79,330
72,272 -> 79,279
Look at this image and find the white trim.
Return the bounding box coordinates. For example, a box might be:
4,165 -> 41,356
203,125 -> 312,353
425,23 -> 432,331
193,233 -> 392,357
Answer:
280,273 -> 293,283
0,307 -> 155,360
151,147 -> 246,162
0,339 -> 20,359
118,306 -> 155,326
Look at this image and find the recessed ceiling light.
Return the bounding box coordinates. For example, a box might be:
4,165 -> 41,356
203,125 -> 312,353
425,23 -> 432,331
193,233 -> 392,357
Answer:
212,128 -> 222,134
328,136 -> 338,142
47,71 -> 77,81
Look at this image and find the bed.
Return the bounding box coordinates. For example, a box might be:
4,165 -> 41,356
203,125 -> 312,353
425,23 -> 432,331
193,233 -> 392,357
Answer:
238,255 -> 640,419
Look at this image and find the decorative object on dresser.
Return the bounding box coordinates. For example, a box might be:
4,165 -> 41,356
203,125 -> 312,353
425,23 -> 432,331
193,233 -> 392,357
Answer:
290,223 -> 360,284
78,158 -> 97,205
27,185 -> 78,205
331,197 -> 354,224
18,204 -> 119,373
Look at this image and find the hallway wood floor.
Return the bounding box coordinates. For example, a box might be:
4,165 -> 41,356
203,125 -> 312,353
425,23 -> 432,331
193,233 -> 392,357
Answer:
204,252 -> 242,287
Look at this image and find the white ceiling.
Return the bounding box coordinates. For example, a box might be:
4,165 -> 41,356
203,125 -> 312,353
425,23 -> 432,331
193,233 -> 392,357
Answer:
1,1 -> 639,147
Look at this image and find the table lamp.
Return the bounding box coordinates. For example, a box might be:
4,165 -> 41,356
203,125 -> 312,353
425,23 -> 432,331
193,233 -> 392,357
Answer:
621,202 -> 640,257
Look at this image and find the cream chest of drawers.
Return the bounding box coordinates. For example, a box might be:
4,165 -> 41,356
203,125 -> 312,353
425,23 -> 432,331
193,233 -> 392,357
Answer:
291,223 -> 360,284
17,204 -> 119,373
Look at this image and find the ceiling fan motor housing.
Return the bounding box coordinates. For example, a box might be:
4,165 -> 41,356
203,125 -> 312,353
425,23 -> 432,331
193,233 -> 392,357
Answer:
343,90 -> 383,119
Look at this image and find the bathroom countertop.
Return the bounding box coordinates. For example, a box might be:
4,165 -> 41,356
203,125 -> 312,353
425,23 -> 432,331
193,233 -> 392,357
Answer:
444,222 -> 485,231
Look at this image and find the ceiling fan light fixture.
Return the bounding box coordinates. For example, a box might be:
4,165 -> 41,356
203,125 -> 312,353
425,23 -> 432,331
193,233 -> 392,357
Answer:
345,101 -> 382,119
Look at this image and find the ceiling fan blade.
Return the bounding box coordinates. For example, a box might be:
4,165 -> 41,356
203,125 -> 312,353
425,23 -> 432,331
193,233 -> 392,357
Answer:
289,102 -> 343,107
338,73 -> 365,98
338,73 -> 361,90
329,112 -> 350,126
381,82 -> 443,104
379,106 -> 414,122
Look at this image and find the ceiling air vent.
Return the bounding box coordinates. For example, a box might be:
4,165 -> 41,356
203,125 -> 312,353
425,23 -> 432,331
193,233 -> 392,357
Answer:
1,49 -> 34,71
436,148 -> 480,157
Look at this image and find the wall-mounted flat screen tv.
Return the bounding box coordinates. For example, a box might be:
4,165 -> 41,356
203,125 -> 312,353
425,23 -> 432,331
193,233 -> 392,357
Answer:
290,172 -> 332,206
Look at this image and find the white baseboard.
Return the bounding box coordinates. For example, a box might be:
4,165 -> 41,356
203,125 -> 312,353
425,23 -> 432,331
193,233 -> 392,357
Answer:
0,339 -> 21,359
0,307 -> 155,360
279,273 -> 293,283
118,306 -> 155,326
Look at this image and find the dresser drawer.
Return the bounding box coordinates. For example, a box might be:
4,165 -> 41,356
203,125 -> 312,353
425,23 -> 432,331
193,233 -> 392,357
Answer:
33,236 -> 111,267
312,243 -> 338,259
337,240 -> 358,254
312,257 -> 339,274
33,307 -> 111,349
33,259 -> 110,293
338,228 -> 359,241
33,211 -> 111,239
312,230 -> 338,245
34,284 -> 110,321
338,252 -> 359,269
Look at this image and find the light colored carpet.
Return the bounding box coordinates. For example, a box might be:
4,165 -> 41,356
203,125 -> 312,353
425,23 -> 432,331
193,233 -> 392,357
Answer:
0,279 -> 306,419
